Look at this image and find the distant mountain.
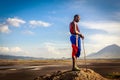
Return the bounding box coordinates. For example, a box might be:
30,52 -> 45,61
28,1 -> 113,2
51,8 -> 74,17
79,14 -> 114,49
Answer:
0,55 -> 45,60
87,44 -> 120,59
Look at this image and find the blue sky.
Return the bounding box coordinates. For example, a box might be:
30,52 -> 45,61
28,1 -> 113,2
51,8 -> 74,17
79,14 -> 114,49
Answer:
0,0 -> 120,58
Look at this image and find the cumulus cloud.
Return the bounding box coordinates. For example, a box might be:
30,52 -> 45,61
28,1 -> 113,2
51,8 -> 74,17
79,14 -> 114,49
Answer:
10,47 -> 23,53
0,47 -> 9,53
38,42 -> 71,58
45,42 -> 61,54
85,34 -> 120,55
79,21 -> 120,55
0,47 -> 23,53
0,46 -> 29,56
0,24 -> 11,33
80,21 -> 120,34
0,17 -> 52,34
0,17 -> 26,33
29,20 -> 51,27
78,21 -> 120,56
43,42 -> 89,58
88,34 -> 120,44
7,17 -> 26,27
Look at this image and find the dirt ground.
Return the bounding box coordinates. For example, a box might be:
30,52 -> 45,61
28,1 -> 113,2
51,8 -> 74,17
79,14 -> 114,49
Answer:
0,59 -> 119,80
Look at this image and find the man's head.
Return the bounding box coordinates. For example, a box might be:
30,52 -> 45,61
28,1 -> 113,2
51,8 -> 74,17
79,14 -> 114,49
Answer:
74,14 -> 80,22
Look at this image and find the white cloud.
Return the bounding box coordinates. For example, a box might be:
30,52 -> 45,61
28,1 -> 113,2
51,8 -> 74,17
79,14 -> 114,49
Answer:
45,42 -> 60,54
85,34 -> 120,55
0,17 -> 26,33
88,34 -> 120,44
10,47 -> 23,53
22,30 -> 34,35
7,17 -> 26,27
0,17 -> 52,34
0,47 -> 9,53
80,21 -> 120,34
79,21 -> 120,55
36,42 -> 71,58
0,47 -> 22,53
0,24 -> 11,33
0,46 -> 28,56
29,20 -> 51,27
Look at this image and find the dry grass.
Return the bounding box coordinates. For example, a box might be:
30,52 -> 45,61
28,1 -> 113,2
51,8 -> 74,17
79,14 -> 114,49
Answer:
0,59 -> 119,66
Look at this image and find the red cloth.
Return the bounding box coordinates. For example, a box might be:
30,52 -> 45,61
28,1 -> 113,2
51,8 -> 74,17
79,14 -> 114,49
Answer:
70,22 -> 80,35
72,44 -> 78,57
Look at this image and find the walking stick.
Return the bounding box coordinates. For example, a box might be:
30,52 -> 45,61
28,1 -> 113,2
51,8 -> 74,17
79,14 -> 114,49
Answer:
82,39 -> 87,71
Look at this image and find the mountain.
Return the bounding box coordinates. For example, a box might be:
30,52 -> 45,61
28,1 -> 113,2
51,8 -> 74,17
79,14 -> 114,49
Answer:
87,44 -> 120,59
0,55 -> 45,60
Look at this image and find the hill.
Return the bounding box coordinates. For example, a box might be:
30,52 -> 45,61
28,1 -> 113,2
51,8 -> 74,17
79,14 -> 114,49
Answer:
0,55 -> 44,60
87,44 -> 120,59
34,68 -> 108,80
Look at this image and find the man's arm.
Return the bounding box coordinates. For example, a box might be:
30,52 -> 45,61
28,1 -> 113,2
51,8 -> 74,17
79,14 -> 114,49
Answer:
73,23 -> 84,40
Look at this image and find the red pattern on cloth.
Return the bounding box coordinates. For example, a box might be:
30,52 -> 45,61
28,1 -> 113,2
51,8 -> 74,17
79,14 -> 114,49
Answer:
70,22 -> 80,35
72,44 -> 78,57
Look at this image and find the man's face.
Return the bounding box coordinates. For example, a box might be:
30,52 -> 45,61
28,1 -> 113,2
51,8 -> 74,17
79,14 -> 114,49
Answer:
75,16 -> 80,22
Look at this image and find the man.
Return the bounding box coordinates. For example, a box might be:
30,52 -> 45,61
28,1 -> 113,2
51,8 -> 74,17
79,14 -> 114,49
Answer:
69,14 -> 84,71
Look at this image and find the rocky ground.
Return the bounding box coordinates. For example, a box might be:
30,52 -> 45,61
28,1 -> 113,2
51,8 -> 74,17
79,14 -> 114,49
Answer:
34,68 -> 109,80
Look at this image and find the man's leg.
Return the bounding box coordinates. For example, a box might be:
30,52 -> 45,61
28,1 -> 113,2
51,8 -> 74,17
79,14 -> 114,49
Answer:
74,37 -> 81,70
72,56 -> 75,69
72,56 -> 80,71
71,36 -> 80,71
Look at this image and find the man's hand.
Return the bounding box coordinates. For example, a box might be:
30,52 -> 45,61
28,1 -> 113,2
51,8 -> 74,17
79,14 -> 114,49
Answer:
81,34 -> 84,40
79,33 -> 84,40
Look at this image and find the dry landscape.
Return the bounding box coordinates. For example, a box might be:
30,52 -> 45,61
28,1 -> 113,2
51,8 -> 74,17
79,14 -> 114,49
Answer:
0,59 -> 119,80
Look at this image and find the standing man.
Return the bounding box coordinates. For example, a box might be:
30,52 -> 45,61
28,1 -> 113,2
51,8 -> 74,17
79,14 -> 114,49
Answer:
69,14 -> 84,71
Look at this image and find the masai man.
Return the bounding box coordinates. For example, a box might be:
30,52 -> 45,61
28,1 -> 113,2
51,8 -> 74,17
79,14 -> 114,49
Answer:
69,14 -> 84,71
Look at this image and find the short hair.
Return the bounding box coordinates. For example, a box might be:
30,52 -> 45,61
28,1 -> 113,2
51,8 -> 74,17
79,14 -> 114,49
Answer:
74,14 -> 79,19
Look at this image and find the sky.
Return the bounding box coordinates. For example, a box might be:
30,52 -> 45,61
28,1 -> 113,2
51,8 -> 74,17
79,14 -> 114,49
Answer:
0,0 -> 120,58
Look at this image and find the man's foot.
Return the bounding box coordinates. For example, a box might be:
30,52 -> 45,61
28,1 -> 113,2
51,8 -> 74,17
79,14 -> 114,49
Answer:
72,66 -> 80,71
75,66 -> 80,69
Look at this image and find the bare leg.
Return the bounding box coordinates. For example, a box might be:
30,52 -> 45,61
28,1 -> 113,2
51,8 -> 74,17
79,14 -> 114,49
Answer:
72,56 -> 80,71
72,56 -> 76,69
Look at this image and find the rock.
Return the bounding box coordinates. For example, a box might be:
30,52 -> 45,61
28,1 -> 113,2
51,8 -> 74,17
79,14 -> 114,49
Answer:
34,68 -> 109,80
